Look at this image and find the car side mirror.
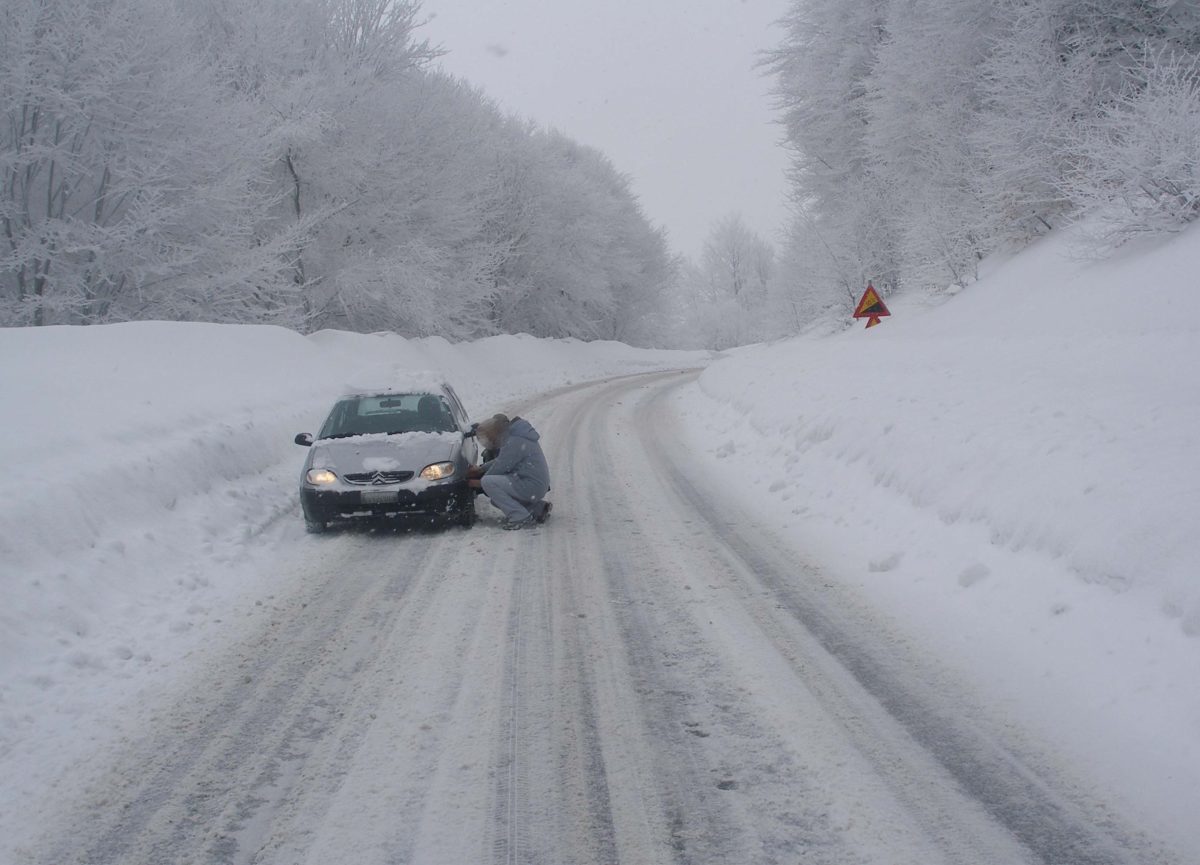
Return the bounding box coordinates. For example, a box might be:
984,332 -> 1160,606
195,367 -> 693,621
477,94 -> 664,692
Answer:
463,423 -> 479,439
294,433 -> 313,447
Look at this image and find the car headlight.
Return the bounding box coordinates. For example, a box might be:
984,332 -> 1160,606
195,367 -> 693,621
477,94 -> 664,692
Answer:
419,462 -> 456,481
306,468 -> 338,485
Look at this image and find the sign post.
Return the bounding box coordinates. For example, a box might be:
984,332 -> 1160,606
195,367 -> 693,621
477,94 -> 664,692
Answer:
853,282 -> 891,329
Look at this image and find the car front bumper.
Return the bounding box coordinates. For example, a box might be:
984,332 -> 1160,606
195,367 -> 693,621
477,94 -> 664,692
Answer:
300,481 -> 470,524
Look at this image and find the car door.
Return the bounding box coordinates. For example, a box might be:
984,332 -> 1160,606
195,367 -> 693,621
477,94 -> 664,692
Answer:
441,384 -> 478,462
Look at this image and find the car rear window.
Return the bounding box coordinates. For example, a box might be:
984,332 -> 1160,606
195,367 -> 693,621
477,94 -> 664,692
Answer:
318,393 -> 456,438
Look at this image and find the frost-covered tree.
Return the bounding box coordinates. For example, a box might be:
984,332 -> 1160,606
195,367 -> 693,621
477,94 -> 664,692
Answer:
671,214 -> 782,349
865,0 -> 999,288
767,0 -> 1200,318
484,129 -> 674,343
183,0 -> 451,330
0,0 -> 299,325
974,0 -> 1200,247
700,213 -> 774,310
2,0 -> 675,339
762,0 -> 899,304
1063,50 -> 1200,244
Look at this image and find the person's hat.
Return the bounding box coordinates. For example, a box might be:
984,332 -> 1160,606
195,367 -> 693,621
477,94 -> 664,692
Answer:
476,413 -> 510,437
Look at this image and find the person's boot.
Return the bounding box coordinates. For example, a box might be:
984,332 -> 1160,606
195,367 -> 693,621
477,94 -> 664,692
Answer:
535,501 -> 553,524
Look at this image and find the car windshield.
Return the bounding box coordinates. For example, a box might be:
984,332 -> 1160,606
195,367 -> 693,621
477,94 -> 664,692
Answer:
318,393 -> 457,439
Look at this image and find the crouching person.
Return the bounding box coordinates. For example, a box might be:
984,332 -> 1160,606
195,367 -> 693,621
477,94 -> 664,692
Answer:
468,414 -> 552,530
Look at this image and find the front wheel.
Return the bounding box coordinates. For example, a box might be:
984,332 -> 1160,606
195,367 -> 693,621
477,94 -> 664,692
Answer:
305,519 -> 327,534
457,497 -> 476,528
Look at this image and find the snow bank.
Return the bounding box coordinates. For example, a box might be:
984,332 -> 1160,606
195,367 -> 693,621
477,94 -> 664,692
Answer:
684,225 -> 1200,632
674,222 -> 1200,849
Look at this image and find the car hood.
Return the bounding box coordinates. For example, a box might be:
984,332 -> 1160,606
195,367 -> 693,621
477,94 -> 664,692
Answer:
310,432 -> 459,474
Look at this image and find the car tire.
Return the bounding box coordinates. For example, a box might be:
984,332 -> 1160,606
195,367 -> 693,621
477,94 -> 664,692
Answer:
457,498 -> 476,528
305,519 -> 328,534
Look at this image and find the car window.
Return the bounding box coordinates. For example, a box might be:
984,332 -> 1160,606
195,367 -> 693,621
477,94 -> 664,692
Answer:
442,384 -> 469,428
318,393 -> 457,438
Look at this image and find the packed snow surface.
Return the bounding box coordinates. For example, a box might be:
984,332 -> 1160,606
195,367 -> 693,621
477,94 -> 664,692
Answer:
2,222 -> 1198,861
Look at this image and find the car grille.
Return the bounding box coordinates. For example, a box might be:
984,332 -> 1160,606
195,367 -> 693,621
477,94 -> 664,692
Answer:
342,470 -> 414,485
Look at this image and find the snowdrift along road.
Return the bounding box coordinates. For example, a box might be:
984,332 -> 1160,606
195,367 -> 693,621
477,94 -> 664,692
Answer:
16,371 -> 1178,865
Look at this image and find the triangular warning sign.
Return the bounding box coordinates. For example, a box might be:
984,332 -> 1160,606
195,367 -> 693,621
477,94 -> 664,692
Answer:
853,282 -> 890,324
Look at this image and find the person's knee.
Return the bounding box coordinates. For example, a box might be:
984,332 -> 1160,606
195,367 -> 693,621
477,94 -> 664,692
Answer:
481,474 -> 509,497
511,478 -> 546,503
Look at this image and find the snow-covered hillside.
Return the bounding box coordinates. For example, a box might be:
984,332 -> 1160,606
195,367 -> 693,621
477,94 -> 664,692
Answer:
674,222 -> 1200,853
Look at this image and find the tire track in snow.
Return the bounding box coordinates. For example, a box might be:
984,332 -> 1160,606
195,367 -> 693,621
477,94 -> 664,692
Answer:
30,529 -> 443,865
475,370 -> 786,863
569,377 -> 745,864
580,371 -> 895,863
483,379 -> 624,865
241,525 -> 512,865
490,563 -> 533,865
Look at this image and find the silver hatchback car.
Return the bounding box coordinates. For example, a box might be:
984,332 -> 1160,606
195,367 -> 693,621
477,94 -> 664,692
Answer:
294,383 -> 481,533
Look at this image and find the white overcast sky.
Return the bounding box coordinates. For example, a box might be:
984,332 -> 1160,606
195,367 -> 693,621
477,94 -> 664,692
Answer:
418,0 -> 794,261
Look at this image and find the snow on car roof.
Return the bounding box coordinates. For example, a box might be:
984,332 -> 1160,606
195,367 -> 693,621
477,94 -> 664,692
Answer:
340,368 -> 449,398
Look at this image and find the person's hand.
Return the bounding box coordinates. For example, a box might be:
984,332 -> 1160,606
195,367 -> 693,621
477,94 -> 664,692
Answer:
467,478 -> 483,489
466,465 -> 484,479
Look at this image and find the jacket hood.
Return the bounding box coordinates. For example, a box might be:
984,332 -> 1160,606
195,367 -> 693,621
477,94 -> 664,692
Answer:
506,417 -> 539,443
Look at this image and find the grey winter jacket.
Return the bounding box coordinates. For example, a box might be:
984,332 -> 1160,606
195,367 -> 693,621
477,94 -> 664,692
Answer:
481,417 -> 551,495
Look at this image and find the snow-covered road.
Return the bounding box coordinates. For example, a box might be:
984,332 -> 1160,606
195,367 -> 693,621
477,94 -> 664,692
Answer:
22,371 -> 1175,865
